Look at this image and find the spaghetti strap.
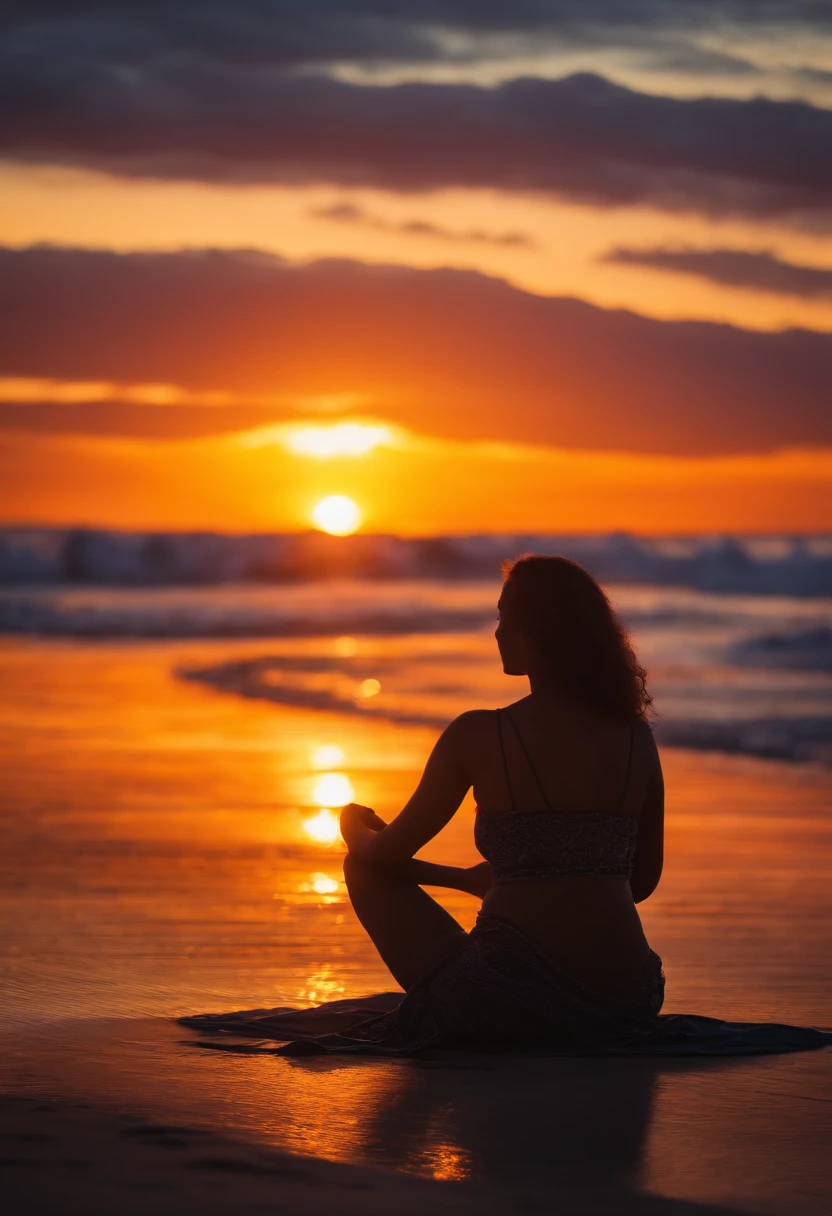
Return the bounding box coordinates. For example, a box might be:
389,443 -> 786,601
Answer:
495,709 -> 516,812
504,710 -> 555,811
615,724 -> 634,814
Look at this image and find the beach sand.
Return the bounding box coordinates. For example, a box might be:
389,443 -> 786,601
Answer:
3,1013 -> 831,1215
4,1090 -> 760,1216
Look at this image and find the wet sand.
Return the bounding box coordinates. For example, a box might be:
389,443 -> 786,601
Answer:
3,1015 -> 832,1214
1,637 -> 830,1214
3,1091 -> 756,1216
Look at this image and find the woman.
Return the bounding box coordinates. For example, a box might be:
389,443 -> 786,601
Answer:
303,553 -> 666,1053
182,554 -> 830,1056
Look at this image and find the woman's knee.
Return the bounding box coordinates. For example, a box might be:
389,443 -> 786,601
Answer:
342,852 -> 373,887
343,853 -> 402,902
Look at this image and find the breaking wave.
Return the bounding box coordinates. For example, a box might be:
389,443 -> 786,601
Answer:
654,717 -> 832,765
180,656 -> 449,729
0,587 -> 489,639
181,654 -> 832,766
729,627 -> 832,672
2,528 -> 831,597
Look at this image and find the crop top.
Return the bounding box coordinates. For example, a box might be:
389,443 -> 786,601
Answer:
474,708 -> 638,883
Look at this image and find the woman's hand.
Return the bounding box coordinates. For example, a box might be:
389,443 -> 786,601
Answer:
340,803 -> 386,854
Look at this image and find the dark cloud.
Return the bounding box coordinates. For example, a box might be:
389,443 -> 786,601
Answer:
2,57 -> 832,220
0,244 -> 829,455
3,4 -> 828,68
646,44 -> 760,77
311,202 -> 535,247
603,246 -> 832,299
0,401 -> 298,441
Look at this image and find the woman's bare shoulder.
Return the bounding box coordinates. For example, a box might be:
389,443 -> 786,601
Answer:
443,708 -> 512,747
445,709 -> 497,737
632,716 -> 661,768
633,715 -> 658,740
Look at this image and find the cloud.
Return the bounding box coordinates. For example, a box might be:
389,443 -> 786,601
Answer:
603,246 -> 832,299
0,401 -> 301,441
4,3 -> 828,71
2,5 -> 832,221
310,202 -> 535,247
1,244 -> 830,456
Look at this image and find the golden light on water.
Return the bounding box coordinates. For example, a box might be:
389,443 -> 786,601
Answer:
311,744 -> 345,769
302,808 -> 341,844
423,1144 -> 473,1182
311,494 -> 361,535
297,965 -> 345,1005
298,872 -> 341,898
287,422 -> 391,458
358,678 -> 381,698
310,873 -> 339,895
313,772 -> 354,806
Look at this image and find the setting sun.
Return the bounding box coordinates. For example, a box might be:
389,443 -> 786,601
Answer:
311,495 -> 361,535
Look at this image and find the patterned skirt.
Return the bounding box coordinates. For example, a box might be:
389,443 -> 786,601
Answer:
273,913 -> 665,1056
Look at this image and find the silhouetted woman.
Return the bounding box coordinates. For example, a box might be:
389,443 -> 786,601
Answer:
310,553 -> 666,1052
180,554 -> 832,1055
181,554 -> 831,1053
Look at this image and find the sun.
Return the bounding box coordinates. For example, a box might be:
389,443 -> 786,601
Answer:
312,495 -> 361,535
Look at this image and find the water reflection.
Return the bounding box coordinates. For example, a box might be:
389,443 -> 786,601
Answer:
310,744 -> 345,769
418,1141 -> 473,1182
287,1053 -> 660,1190
310,874 -> 339,896
312,772 -> 354,806
294,965 -> 345,1005
298,872 -> 342,903
302,808 -> 341,844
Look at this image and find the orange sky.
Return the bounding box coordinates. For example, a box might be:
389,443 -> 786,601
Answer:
1,425 -> 829,535
1,6 -> 831,535
3,166 -> 832,335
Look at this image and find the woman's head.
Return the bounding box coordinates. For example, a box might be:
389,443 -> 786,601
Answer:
496,554 -> 651,720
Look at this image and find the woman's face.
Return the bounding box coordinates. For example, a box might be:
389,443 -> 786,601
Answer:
495,583 -> 537,676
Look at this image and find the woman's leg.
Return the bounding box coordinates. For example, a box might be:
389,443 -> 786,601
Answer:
343,854 -> 467,990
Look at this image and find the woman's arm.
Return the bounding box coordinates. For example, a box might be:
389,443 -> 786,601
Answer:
390,858 -> 492,896
341,712 -> 481,867
629,728 -> 664,904
340,803 -> 490,895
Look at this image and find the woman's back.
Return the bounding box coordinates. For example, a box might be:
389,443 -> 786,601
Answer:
467,697 -> 662,994
473,697 -> 647,816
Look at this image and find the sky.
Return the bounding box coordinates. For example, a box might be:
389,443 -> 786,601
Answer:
1,1 -> 831,534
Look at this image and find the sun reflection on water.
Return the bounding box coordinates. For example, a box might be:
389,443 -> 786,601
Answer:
310,743 -> 345,769
298,872 -> 342,903
297,964 -> 345,1005
312,772 -> 354,806
302,808 -> 341,844
419,1142 -> 473,1182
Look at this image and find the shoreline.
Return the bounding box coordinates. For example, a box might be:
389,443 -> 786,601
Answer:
1,1015 -> 830,1216
1,1091 -> 748,1216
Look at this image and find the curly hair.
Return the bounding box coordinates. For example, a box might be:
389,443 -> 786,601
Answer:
501,553 -> 652,721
